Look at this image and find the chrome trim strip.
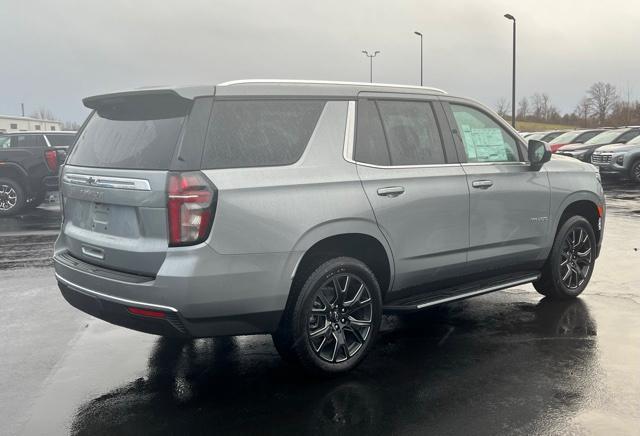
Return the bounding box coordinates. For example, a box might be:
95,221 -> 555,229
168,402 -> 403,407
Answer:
461,162 -> 529,167
415,274 -> 539,309
55,273 -> 178,313
63,173 -> 151,191
218,79 -> 447,95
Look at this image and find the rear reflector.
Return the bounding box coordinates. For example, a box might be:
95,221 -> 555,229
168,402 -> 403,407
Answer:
127,307 -> 166,318
44,149 -> 58,172
167,172 -> 217,247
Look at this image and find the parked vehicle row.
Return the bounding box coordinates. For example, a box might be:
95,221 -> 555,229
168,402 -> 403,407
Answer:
53,80 -> 605,374
0,131 -> 76,215
522,127 -> 640,182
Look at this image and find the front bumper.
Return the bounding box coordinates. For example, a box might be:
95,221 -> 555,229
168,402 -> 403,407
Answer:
591,153 -> 627,174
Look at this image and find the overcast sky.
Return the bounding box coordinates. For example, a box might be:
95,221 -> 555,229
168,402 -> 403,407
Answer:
2,0 -> 638,123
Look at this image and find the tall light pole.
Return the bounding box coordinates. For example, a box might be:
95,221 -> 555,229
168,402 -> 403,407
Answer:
414,31 -> 423,86
504,14 -> 516,128
362,50 -> 380,83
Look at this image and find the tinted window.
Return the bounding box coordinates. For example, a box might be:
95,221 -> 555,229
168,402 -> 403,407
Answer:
550,131 -> 582,144
575,131 -> 601,143
203,100 -> 325,169
46,134 -> 76,147
617,130 -> 640,143
541,131 -> 564,142
10,134 -> 47,148
450,104 -> 519,162
355,100 -> 390,166
0,136 -> 10,148
68,96 -> 190,170
376,100 -> 446,165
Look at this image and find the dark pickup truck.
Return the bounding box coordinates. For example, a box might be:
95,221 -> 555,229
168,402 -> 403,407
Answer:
0,131 -> 76,216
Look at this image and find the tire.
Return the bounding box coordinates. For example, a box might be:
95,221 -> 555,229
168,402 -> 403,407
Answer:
534,216 -> 596,300
0,177 -> 26,216
272,256 -> 382,375
25,190 -> 46,210
630,159 -> 640,184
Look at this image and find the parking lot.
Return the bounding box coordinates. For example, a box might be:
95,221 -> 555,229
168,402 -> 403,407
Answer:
0,179 -> 637,435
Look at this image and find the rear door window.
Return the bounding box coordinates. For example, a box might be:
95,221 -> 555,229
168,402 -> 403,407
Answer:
68,95 -> 191,170
46,134 -> 76,148
355,100 -> 391,166
202,100 -> 325,169
376,100 -> 446,165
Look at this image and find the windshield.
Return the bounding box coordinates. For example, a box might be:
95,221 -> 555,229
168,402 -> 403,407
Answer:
549,131 -> 581,144
68,95 -> 190,170
625,134 -> 640,145
584,130 -> 625,145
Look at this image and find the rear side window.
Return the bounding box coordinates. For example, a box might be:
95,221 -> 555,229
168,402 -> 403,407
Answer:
576,131 -> 600,143
46,134 -> 76,147
10,134 -> 46,148
68,94 -> 191,170
377,100 -> 446,165
203,100 -> 325,169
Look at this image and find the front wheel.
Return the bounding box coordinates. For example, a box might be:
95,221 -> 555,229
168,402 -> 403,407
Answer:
272,257 -> 382,375
630,160 -> 640,184
534,216 -> 596,299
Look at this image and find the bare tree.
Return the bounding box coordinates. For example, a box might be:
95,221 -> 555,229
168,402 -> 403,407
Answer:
517,97 -> 529,120
530,93 -> 554,121
588,82 -> 618,125
574,97 -> 593,127
30,107 -> 57,121
495,97 -> 511,119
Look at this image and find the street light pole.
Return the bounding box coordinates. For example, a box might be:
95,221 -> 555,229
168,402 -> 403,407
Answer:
414,31 -> 423,86
362,50 -> 380,83
504,14 -> 516,128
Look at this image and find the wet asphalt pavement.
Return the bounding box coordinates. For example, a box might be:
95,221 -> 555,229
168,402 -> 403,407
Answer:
1,181 -> 639,435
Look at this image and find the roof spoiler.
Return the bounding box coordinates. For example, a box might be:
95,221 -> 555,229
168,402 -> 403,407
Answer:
83,89 -> 190,110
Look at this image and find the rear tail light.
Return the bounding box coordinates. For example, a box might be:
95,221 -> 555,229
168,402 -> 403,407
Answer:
44,149 -> 58,172
167,172 -> 217,247
550,143 -> 566,153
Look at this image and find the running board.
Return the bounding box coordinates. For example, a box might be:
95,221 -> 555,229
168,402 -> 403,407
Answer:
383,273 -> 540,313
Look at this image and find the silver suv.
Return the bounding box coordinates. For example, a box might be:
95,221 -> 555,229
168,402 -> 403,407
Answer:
54,80 -> 605,374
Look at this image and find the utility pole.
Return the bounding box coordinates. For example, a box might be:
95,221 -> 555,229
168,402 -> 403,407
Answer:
504,14 -> 516,128
21,103 -> 25,117
414,31 -> 423,86
361,50 -> 380,83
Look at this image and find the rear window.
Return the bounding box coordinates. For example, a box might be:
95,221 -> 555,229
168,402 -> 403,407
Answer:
202,100 -> 325,169
68,94 -> 191,170
46,134 -> 76,148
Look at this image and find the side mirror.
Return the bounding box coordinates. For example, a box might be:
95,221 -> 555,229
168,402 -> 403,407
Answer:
528,139 -> 551,168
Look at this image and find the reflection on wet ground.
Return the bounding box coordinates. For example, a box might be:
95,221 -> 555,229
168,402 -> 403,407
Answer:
63,298 -> 604,435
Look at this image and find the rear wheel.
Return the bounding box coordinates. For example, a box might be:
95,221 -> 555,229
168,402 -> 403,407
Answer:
25,190 -> 46,210
272,256 -> 382,375
534,216 -> 596,299
0,178 -> 26,216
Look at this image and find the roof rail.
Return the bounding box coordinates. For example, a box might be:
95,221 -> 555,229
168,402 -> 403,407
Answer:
217,79 -> 447,94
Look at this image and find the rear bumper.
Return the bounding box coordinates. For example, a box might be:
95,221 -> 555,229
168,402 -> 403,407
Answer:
53,245 -> 296,337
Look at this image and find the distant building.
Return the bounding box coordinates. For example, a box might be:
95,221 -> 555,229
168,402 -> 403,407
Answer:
0,115 -> 64,133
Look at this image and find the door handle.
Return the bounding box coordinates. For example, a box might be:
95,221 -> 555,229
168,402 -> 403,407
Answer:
377,186 -> 405,197
471,180 -> 493,189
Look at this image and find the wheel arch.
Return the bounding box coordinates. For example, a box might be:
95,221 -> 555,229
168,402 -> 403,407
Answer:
553,193 -> 603,254
288,220 -> 395,298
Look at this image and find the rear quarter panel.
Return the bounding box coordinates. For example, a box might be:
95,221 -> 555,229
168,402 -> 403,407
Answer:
201,100 -> 392,278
